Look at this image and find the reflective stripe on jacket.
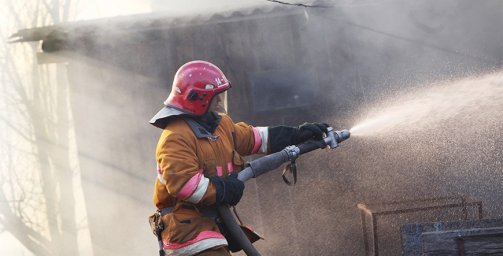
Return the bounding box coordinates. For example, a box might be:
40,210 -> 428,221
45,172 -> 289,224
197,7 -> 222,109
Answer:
163,230 -> 227,256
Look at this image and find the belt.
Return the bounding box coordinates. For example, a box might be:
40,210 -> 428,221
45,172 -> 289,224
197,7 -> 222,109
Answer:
160,204 -> 218,219
160,207 -> 173,216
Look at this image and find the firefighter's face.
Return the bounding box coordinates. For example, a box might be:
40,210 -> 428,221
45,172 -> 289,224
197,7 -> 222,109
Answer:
209,91 -> 228,113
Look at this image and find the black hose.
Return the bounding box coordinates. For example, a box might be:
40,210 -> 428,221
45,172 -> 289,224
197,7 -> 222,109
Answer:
297,139 -> 327,154
218,132 -> 349,255
217,206 -> 261,256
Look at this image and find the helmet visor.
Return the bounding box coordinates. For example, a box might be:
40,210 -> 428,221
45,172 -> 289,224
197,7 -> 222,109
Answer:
209,91 -> 228,114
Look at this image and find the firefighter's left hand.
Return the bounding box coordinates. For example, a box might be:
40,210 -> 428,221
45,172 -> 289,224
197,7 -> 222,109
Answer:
294,122 -> 329,143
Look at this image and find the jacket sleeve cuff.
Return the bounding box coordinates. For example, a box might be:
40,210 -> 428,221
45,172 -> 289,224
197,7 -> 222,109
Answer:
268,125 -> 298,153
199,181 -> 217,206
251,126 -> 269,154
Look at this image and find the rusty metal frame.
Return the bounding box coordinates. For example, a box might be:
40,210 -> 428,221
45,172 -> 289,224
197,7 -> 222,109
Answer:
456,233 -> 503,256
357,196 -> 483,256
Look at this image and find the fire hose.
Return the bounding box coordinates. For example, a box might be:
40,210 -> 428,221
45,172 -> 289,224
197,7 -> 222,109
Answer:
217,127 -> 351,256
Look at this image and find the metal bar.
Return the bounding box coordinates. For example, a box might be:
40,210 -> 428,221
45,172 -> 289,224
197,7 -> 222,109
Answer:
361,196 -> 464,208
360,209 -> 370,255
456,237 -> 465,256
372,202 -> 481,216
477,202 -> 483,220
372,213 -> 379,256
461,198 -> 468,220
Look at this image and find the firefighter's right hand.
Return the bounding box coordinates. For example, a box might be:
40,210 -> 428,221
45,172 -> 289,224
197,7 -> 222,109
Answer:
209,173 -> 244,206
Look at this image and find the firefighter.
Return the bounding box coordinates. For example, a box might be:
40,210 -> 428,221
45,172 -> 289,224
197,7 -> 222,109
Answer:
150,60 -> 329,255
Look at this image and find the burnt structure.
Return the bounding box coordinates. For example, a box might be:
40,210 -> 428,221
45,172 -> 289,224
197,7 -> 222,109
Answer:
402,218 -> 503,255
358,196 -> 483,255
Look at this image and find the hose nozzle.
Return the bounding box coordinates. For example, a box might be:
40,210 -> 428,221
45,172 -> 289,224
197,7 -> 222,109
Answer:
335,129 -> 351,143
325,128 -> 351,149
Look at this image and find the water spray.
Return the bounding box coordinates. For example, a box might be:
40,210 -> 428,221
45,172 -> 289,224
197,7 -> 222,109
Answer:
218,127 -> 351,256
349,72 -> 503,137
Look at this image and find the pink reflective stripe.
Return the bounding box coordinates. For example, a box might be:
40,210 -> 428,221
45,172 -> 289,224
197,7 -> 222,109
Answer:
157,163 -> 162,174
164,238 -> 227,256
163,230 -> 226,250
251,127 -> 262,154
185,176 -> 209,204
177,170 -> 203,199
227,162 -> 233,173
216,166 -> 223,177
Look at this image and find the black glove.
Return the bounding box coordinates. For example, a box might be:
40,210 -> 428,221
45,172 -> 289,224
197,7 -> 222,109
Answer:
295,122 -> 329,143
209,173 -> 244,206
268,122 -> 330,153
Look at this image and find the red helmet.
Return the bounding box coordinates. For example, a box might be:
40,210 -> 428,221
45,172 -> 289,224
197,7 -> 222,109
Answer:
150,60 -> 231,128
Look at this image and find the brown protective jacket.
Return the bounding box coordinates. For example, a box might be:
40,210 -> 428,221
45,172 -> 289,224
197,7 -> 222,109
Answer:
153,113 -> 263,255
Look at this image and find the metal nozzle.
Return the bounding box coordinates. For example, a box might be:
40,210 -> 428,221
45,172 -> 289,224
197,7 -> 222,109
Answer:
324,128 -> 350,149
335,129 -> 351,143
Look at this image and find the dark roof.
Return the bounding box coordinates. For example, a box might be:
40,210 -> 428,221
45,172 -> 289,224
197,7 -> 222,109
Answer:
9,4 -> 302,45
